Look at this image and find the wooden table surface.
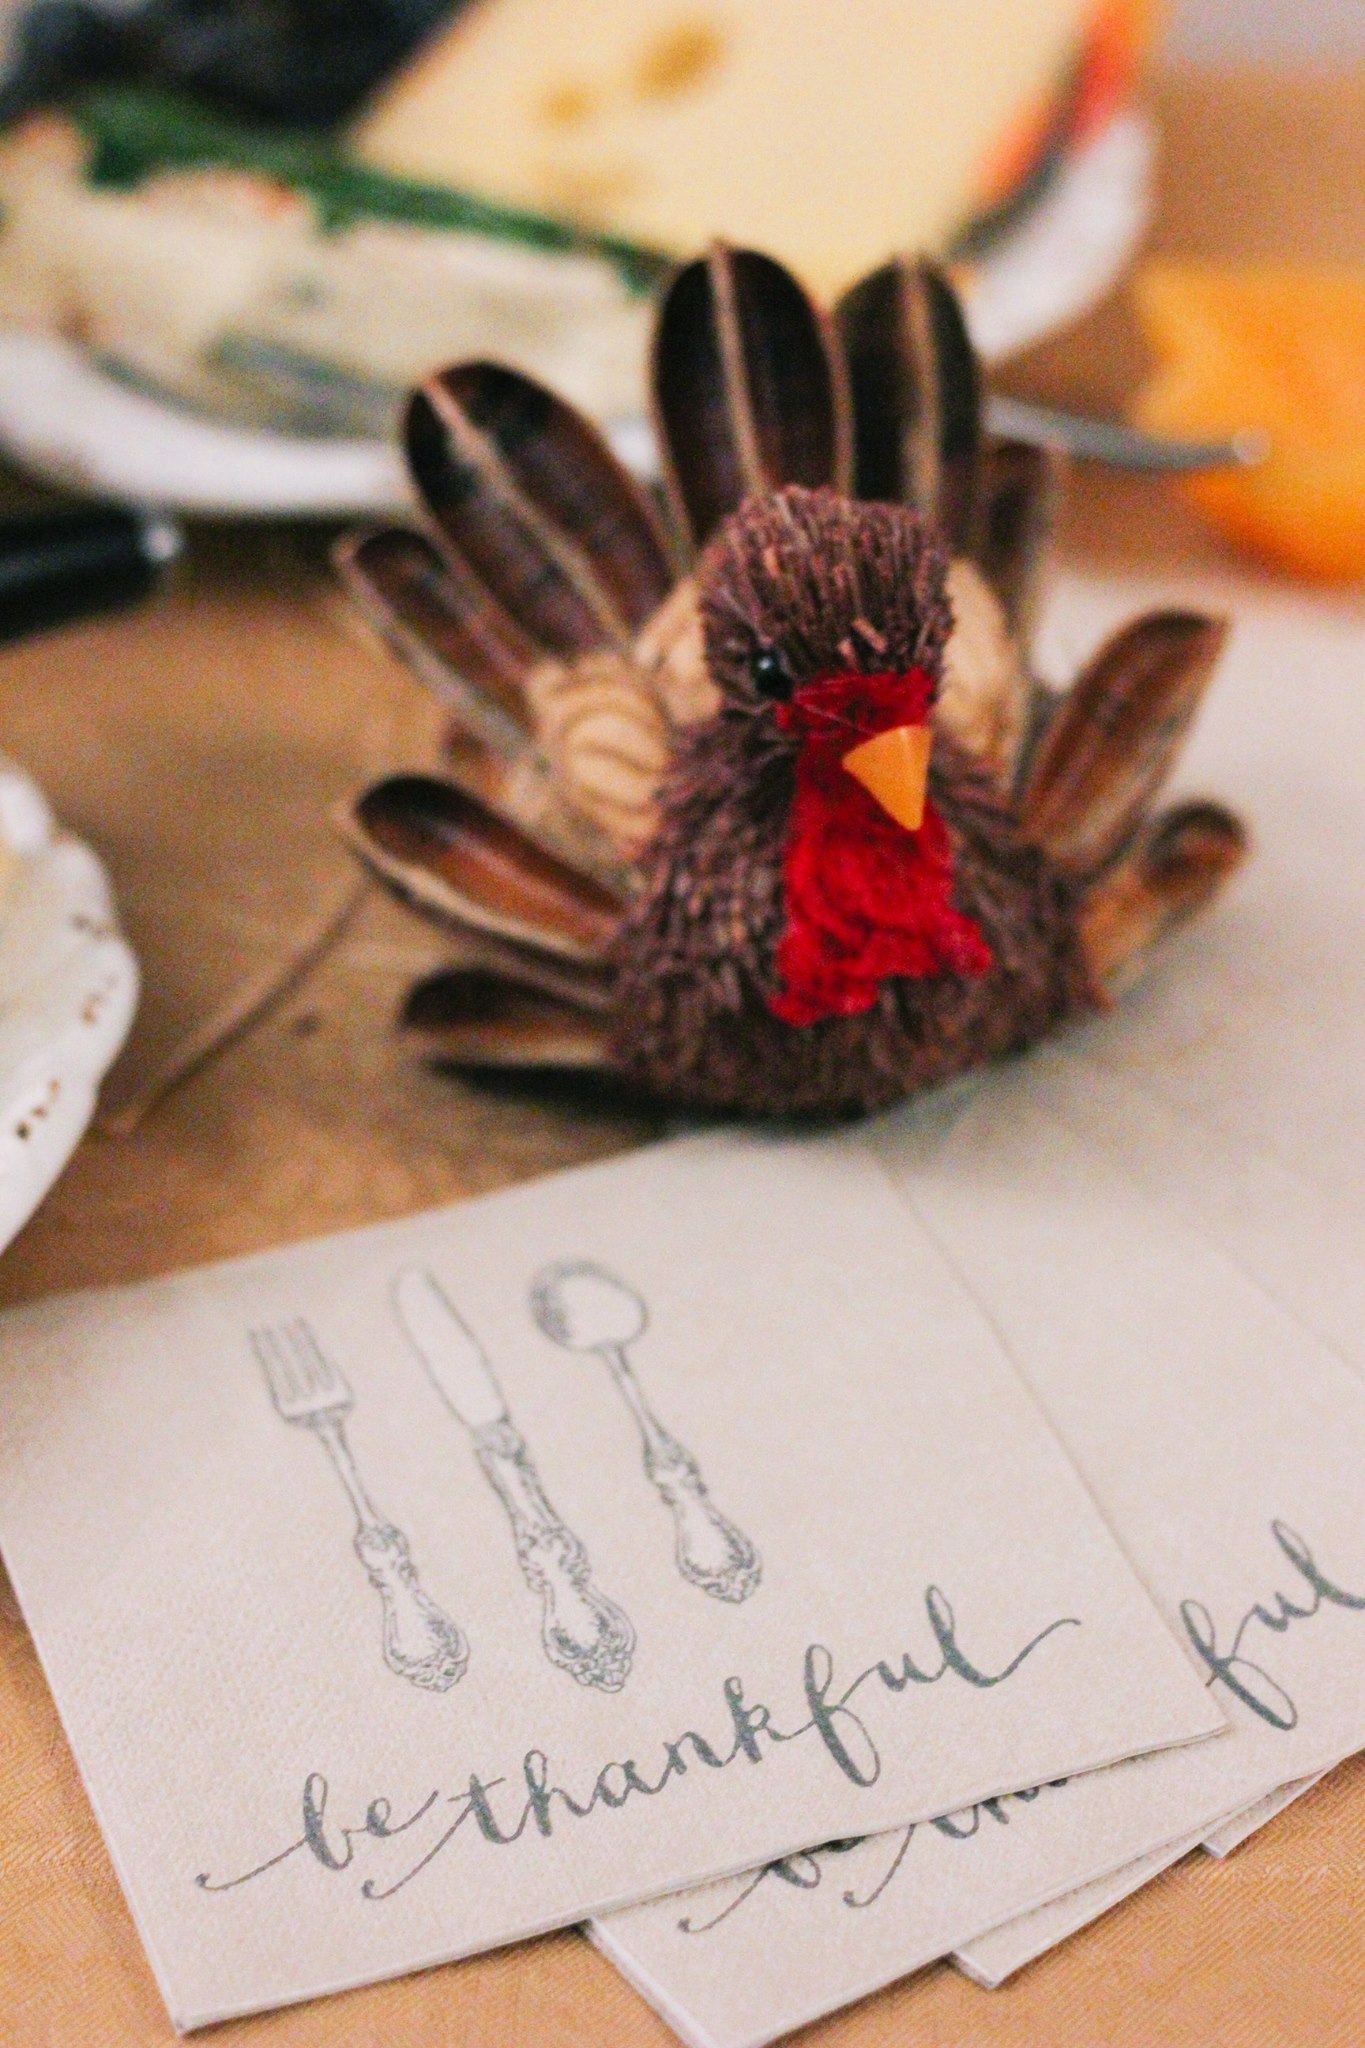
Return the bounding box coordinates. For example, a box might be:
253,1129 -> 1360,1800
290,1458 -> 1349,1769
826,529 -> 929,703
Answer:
0,63 -> 1361,2048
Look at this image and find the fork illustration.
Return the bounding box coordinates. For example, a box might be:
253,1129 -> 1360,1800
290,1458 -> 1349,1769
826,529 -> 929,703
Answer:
251,1319 -> 469,1693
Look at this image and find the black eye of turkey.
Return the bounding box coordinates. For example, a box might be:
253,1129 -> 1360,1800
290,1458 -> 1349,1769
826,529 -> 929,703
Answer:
751,647 -> 792,700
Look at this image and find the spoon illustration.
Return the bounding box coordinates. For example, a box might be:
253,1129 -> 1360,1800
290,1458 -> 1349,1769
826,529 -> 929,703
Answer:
530,1261 -> 761,1604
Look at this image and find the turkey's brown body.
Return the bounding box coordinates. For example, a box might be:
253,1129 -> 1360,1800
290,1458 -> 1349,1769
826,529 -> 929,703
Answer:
609,711 -> 1095,1116
340,251 -> 1246,1117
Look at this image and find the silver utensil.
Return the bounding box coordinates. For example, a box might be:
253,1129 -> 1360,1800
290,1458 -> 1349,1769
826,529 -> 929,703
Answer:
985,395 -> 1269,474
251,1318 -> 469,1693
392,1266 -> 635,1692
530,1262 -> 762,1605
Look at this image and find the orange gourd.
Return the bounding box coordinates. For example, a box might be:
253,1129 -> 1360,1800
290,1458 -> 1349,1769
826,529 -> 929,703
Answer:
1136,262 -> 1365,585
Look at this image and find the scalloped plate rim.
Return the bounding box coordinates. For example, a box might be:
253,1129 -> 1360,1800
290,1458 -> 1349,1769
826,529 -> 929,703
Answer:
0,760 -> 139,1260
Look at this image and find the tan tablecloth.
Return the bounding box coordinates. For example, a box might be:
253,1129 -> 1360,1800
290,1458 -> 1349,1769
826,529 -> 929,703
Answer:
0,64 -> 1362,2048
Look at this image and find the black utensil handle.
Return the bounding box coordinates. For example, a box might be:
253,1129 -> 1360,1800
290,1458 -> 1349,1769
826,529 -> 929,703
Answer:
0,507 -> 181,647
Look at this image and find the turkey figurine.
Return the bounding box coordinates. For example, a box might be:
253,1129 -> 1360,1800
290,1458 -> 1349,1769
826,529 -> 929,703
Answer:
337,245 -> 1247,1117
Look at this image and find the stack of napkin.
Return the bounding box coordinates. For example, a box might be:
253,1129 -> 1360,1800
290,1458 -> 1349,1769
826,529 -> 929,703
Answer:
0,569 -> 1360,2045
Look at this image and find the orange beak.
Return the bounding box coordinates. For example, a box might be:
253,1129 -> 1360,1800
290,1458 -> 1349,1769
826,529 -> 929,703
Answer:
841,723 -> 933,832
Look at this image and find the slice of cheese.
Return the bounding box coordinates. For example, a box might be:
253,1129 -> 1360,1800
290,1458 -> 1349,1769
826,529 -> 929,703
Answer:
357,0 -> 1091,297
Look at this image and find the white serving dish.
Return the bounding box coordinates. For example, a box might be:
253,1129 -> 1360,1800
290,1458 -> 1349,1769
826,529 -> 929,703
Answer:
0,758 -> 138,1256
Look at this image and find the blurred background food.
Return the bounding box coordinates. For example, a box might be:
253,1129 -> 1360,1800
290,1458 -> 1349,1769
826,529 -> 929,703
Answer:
0,0 -> 1153,449
1135,262 -> 1365,583
0,0 -> 1358,580
355,0 -> 1139,294
0,98 -> 659,434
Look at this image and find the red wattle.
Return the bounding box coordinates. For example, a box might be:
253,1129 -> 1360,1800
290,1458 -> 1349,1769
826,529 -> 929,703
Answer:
767,668 -> 992,1029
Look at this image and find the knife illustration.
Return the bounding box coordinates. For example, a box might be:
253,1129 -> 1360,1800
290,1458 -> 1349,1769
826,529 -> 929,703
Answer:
392,1265 -> 636,1692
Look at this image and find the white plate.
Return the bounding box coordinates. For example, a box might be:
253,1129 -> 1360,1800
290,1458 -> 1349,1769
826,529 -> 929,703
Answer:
0,112 -> 1153,520
0,760 -> 138,1257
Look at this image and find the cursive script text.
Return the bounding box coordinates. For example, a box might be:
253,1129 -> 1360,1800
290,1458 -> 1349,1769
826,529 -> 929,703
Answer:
1180,1520 -> 1365,1730
678,1782 -> 1064,1932
197,1587 -> 1077,1903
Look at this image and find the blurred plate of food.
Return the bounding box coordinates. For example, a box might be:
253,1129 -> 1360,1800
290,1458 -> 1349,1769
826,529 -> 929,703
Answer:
0,755 -> 137,1255
0,0 -> 1158,517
